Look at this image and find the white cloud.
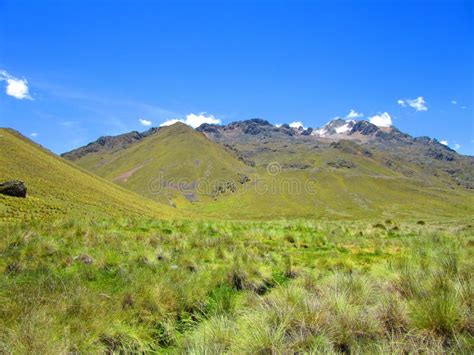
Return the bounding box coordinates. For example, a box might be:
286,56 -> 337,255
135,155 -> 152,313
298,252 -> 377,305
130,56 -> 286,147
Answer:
369,112 -> 392,127
407,97 -> 428,111
30,132 -> 38,137
0,70 -> 33,100
275,123 -> 282,128
398,96 -> 427,111
138,118 -> 152,126
440,140 -> 448,146
160,118 -> 181,127
453,143 -> 460,150
451,100 -> 457,105
160,112 -> 221,128
346,109 -> 363,119
185,113 -> 220,127
289,121 -> 304,129
397,99 -> 406,107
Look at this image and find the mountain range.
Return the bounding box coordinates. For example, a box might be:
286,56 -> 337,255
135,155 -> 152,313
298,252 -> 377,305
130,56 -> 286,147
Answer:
56,118 -> 474,220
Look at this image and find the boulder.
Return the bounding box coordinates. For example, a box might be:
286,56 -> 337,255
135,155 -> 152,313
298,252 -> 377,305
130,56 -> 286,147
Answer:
0,180 -> 27,198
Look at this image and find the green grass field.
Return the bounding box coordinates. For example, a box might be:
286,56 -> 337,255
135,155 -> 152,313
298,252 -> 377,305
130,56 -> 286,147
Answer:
1,217 -> 472,353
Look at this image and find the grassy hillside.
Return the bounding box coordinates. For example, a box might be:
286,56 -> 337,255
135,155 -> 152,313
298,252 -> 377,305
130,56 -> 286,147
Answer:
66,123 -> 253,207
1,218 -> 472,353
0,128 -> 176,221
65,124 -> 474,220
193,139 -> 474,219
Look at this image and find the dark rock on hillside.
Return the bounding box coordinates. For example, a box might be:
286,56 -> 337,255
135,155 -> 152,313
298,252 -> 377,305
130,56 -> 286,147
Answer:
423,141 -> 457,161
275,124 -> 296,136
238,174 -> 251,184
426,148 -> 455,161
282,163 -> 311,169
414,136 -> 451,148
327,160 -> 356,169
412,137 -> 457,161
330,140 -> 372,156
212,180 -> 237,197
415,136 -> 456,151
197,123 -> 222,136
375,127 -> 412,142
414,136 -> 435,144
0,180 -> 27,198
223,144 -> 256,167
445,168 -> 474,189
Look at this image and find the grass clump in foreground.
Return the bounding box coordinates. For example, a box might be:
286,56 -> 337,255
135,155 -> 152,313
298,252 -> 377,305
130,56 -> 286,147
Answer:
0,218 -> 472,353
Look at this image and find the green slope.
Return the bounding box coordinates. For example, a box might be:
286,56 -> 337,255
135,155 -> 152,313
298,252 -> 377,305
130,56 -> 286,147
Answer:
197,138 -> 474,219
0,128 -> 176,221
64,123 -> 474,220
66,123 -> 253,207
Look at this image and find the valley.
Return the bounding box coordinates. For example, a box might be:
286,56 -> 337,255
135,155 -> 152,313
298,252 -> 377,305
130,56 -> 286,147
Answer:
1,119 -> 472,352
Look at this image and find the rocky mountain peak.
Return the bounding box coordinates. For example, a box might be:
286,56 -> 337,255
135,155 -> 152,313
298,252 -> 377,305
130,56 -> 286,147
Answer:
311,118 -> 357,137
226,118 -> 273,135
349,121 -> 380,136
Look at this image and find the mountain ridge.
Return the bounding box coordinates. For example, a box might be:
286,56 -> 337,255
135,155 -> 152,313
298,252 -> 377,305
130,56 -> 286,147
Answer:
59,120 -> 474,219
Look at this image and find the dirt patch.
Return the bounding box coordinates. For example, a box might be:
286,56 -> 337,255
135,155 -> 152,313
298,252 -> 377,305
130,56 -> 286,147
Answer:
113,164 -> 144,182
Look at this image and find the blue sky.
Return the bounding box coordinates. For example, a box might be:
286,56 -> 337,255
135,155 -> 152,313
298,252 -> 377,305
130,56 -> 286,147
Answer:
0,0 -> 472,154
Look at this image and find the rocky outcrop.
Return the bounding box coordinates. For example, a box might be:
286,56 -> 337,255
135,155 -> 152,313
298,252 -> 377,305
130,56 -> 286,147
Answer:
426,148 -> 456,161
197,123 -> 223,136
0,180 -> 27,198
327,160 -> 356,169
349,121 -> 379,136
282,163 -> 311,169
238,174 -> 251,184
197,119 -> 314,140
330,140 -> 372,156
228,118 -> 274,135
